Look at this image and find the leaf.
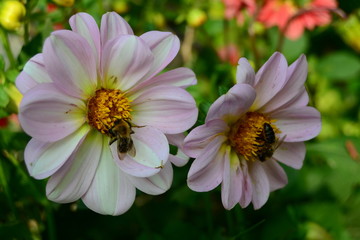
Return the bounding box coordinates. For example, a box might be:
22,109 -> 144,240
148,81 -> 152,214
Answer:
317,52 -> 360,81
0,85 -> 9,108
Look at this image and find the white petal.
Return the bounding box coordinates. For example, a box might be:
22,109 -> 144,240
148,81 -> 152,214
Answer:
82,137 -> 136,216
46,130 -> 102,203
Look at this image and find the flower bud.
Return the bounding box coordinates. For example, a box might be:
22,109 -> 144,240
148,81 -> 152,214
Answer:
0,0 -> 26,31
52,0 -> 74,7
187,8 -> 207,27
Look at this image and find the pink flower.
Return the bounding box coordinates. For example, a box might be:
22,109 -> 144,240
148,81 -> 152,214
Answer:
217,44 -> 241,66
183,52 -> 321,210
222,0 -> 256,24
16,12 -> 198,215
258,0 -> 337,40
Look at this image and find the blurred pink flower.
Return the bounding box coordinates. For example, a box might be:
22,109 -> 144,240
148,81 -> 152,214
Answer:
222,0 -> 256,24
217,44 -> 240,66
16,12 -> 198,215
258,0 -> 337,39
183,52 -> 321,210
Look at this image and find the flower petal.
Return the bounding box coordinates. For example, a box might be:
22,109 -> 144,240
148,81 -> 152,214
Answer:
279,87 -> 309,109
114,126 -> 168,177
236,57 -> 255,85
130,67 -> 197,93
16,54 -> 51,94
128,161 -> 173,195
139,31 -> 180,80
24,124 -> 90,180
221,147 -> 242,210
206,83 -> 256,124
46,130 -> 102,203
261,160 -> 288,191
261,54 -> 308,112
274,142 -> 306,169
239,160 -> 252,208
271,106 -> 321,142
167,133 -> 189,167
19,83 -> 86,142
100,12 -> 134,48
69,12 -> 101,66
187,136 -> 227,192
131,85 -> 198,134
43,30 -> 97,98
183,119 -> 228,158
101,35 -> 154,91
249,162 -> 270,210
82,137 -> 136,216
252,52 -> 288,110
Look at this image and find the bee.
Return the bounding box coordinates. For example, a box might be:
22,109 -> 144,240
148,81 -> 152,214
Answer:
108,118 -> 136,160
255,123 -> 284,162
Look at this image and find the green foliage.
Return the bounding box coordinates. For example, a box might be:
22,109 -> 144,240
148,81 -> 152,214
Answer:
0,0 -> 359,239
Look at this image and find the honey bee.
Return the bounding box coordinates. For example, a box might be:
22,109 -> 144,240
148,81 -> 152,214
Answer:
255,123 -> 284,162
108,118 -> 136,160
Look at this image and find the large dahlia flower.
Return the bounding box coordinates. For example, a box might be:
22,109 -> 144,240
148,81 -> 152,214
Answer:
183,52 -> 321,210
16,12 -> 198,215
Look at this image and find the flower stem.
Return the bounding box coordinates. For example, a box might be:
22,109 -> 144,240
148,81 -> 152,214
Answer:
0,28 -> 16,70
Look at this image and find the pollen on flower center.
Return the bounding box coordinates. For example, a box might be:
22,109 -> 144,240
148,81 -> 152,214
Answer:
228,112 -> 280,162
87,88 -> 132,135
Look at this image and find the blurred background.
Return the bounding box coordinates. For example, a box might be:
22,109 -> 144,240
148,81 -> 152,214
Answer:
0,0 -> 360,239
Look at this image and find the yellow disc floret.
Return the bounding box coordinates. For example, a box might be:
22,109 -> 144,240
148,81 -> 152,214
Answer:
87,88 -> 132,135
228,112 -> 280,162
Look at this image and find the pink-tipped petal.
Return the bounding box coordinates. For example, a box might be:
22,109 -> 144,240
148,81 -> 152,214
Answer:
183,119 -> 228,158
16,54 -> 51,94
271,106 -> 321,142
43,30 -> 97,98
24,125 -> 90,180
274,142 -> 306,169
236,57 -> 255,85
261,54 -> 308,112
261,160 -> 288,191
249,162 -> 270,210
69,12 -> 101,66
167,133 -> 189,167
239,160 -> 252,208
206,83 -> 256,124
19,83 -> 86,142
101,35 -> 154,91
187,136 -> 227,192
130,67 -> 197,93
221,147 -> 242,210
82,137 -> 136,216
128,161 -> 173,195
114,126 -> 169,177
139,31 -> 180,80
46,130 -> 102,203
252,52 -> 288,110
100,12 -> 134,48
131,85 -> 198,134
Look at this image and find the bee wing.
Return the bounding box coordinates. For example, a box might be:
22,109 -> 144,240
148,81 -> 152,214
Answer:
127,140 -> 136,158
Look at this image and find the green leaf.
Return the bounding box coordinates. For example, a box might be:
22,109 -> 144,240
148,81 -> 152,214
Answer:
0,85 -> 9,108
318,52 -> 360,81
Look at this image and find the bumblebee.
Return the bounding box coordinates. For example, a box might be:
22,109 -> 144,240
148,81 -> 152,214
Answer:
255,123 -> 283,162
108,118 -> 136,160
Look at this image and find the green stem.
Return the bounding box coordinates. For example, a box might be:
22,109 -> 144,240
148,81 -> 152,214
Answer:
204,192 -> 213,236
0,155 -> 18,219
0,28 -> 16,70
46,205 -> 57,240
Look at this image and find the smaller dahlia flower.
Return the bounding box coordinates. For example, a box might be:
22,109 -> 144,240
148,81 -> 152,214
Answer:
258,0 -> 338,40
16,12 -> 198,215
222,0 -> 256,24
183,52 -> 321,210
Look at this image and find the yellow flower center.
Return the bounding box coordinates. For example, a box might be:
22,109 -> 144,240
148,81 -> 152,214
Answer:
228,112 -> 281,162
87,88 -> 132,135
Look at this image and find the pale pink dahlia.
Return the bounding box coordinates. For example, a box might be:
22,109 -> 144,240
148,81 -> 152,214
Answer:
16,12 -> 198,215
183,52 -> 321,210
